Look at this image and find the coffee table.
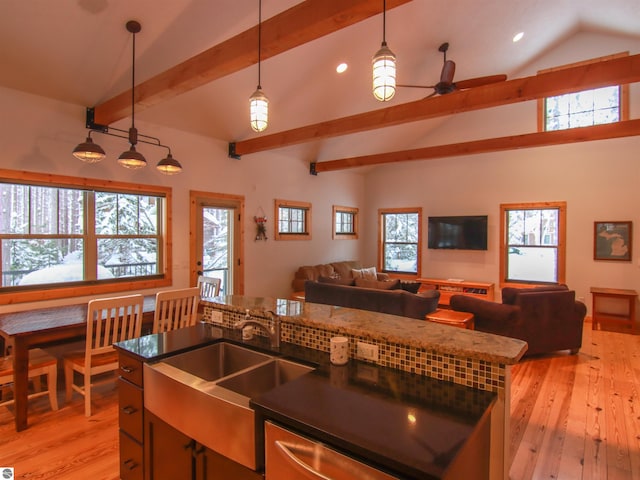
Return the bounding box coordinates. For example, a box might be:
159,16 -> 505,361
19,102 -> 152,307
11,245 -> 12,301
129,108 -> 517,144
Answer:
426,309 -> 475,329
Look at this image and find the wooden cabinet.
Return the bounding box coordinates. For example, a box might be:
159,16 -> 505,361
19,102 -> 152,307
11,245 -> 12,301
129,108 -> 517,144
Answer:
118,352 -> 145,480
144,410 -> 262,480
417,278 -> 495,307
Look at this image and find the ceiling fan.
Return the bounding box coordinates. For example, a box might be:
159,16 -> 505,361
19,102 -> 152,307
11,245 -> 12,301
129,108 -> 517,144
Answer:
397,42 -> 507,98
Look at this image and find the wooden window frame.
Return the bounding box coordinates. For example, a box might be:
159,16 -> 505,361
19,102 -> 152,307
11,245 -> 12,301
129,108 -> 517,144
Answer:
537,52 -> 629,132
0,169 -> 172,305
377,207 -> 422,277
274,199 -> 312,241
499,201 -> 566,288
332,205 -> 358,240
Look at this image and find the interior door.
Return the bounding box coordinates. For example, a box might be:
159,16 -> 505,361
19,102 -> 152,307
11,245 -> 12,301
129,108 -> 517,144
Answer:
190,191 -> 244,295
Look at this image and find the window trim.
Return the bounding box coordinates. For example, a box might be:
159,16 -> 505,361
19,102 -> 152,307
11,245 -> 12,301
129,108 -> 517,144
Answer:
274,199 -> 312,241
332,205 -> 358,240
537,52 -> 629,132
499,201 -> 566,288
377,207 -> 422,278
0,168 -> 172,305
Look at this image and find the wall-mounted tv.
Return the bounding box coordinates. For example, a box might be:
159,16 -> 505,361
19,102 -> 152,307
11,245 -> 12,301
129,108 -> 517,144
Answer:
428,215 -> 488,250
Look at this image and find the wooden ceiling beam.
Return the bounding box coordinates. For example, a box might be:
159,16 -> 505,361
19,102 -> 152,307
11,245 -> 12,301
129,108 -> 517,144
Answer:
92,0 -> 412,126
232,53 -> 640,155
311,119 -> 640,172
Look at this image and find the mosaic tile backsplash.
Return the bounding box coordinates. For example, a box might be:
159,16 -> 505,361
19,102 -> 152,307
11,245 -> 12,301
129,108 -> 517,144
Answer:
202,300 -> 520,394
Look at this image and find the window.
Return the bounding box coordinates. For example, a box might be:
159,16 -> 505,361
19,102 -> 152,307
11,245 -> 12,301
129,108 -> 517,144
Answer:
539,53 -> 629,132
0,169 -> 171,304
333,205 -> 358,239
274,199 -> 311,240
500,202 -> 566,286
378,208 -> 421,275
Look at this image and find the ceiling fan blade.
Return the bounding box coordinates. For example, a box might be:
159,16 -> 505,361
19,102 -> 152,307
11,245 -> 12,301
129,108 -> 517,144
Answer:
454,74 -> 507,90
396,84 -> 436,89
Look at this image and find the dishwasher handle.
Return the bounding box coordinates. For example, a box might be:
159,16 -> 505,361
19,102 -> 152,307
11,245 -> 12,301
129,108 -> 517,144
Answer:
275,440 -> 334,480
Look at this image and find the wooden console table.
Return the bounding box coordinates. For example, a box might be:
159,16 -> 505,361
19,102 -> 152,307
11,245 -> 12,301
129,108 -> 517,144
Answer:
590,287 -> 637,332
418,278 -> 495,307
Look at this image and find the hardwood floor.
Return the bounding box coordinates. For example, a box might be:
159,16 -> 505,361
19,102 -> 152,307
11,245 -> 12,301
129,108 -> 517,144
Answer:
0,323 -> 638,479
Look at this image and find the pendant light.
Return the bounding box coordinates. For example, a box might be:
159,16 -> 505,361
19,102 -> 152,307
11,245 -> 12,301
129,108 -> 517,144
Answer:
72,20 -> 183,175
117,21 -> 147,169
249,0 -> 269,132
372,0 -> 396,102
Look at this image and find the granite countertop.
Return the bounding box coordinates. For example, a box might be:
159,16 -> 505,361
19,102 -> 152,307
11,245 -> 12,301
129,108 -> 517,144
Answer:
205,295 -> 528,364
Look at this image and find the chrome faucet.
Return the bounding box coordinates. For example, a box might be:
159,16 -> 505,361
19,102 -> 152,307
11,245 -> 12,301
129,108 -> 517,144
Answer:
234,310 -> 281,348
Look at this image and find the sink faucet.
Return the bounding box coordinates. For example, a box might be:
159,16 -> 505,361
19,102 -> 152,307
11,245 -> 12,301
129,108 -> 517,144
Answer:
234,310 -> 281,348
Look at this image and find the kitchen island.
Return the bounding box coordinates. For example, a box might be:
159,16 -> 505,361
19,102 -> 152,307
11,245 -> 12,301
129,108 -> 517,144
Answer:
115,295 -> 527,480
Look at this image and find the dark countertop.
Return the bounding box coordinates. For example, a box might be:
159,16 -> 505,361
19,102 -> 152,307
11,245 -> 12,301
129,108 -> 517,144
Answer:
115,323 -> 496,479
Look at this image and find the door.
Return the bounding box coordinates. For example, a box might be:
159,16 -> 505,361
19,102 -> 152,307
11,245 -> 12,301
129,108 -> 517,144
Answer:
190,191 -> 244,295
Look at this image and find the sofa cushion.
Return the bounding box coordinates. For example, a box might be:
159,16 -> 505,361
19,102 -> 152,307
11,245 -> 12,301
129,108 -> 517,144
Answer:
501,284 -> 568,305
318,275 -> 356,286
354,278 -> 400,290
330,261 -> 362,280
399,281 -> 422,294
351,266 -> 377,280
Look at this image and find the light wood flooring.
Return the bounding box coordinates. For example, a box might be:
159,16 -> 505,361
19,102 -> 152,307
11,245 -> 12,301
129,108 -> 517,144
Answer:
0,322 -> 638,480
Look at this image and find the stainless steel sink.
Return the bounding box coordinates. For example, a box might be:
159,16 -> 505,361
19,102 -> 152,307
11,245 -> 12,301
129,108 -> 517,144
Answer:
143,342 -> 314,471
161,341 -> 272,381
217,358 -> 313,398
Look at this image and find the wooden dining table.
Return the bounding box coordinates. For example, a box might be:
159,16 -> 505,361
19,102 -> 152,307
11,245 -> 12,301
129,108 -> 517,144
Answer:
0,295 -> 156,431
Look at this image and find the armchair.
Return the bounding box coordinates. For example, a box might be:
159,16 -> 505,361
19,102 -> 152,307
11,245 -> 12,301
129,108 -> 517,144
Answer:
450,285 -> 586,356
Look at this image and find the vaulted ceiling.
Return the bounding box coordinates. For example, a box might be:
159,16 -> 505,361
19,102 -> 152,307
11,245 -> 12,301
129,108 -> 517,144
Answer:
1,0 -> 639,171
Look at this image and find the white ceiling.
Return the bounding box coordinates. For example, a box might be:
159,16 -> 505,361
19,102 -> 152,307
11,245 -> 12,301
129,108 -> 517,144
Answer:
1,0 -> 639,164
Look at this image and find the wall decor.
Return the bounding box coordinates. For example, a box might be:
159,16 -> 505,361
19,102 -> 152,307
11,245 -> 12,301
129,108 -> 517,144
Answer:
254,212 -> 268,241
594,221 -> 632,261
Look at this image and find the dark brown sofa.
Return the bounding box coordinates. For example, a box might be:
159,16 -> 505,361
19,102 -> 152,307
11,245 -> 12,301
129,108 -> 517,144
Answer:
304,280 -> 440,320
450,285 -> 586,356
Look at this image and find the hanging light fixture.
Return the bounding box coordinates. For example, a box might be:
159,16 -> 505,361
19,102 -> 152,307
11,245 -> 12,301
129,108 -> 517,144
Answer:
249,0 -> 269,132
372,0 -> 396,102
72,20 -> 183,175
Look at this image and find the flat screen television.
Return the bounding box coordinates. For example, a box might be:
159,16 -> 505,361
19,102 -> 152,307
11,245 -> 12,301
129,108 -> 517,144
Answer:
428,215 -> 488,250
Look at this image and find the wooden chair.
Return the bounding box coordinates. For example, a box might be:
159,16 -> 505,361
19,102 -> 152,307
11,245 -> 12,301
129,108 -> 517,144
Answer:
197,275 -> 221,298
0,348 -> 58,412
153,287 -> 200,333
64,294 -> 143,417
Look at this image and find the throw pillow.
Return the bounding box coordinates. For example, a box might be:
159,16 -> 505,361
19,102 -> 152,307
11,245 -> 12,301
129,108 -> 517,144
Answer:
355,278 -> 400,290
351,266 -> 377,280
318,275 -> 356,286
400,281 -> 421,294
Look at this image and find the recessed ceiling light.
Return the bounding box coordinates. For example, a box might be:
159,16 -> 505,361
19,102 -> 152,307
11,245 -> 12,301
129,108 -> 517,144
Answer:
513,32 -> 524,43
336,62 -> 348,74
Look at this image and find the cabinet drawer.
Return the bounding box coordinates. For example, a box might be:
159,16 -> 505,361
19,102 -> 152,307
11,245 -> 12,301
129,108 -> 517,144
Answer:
119,431 -> 143,480
118,378 -> 144,442
118,353 -> 143,386
265,421 -> 399,480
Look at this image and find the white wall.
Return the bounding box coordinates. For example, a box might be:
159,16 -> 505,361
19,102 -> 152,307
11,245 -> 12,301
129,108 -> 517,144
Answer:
362,32 -> 640,311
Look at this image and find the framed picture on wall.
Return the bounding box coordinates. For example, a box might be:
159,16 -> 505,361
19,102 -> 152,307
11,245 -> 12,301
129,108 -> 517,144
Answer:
594,221 -> 632,261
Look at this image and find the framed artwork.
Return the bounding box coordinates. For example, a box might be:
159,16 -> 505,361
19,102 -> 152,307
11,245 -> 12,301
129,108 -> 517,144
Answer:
594,221 -> 632,261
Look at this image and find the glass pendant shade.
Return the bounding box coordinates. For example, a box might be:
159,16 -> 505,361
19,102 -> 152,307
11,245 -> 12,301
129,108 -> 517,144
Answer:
372,42 -> 396,101
250,88 -> 269,132
156,153 -> 183,175
117,146 -> 147,169
72,136 -> 106,163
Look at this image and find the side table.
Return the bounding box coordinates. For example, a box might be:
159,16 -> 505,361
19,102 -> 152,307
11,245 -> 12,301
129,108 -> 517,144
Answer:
590,287 -> 637,332
426,309 -> 475,330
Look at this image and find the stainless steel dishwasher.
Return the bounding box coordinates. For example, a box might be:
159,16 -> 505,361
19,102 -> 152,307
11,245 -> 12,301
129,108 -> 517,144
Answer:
264,421 -> 399,480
